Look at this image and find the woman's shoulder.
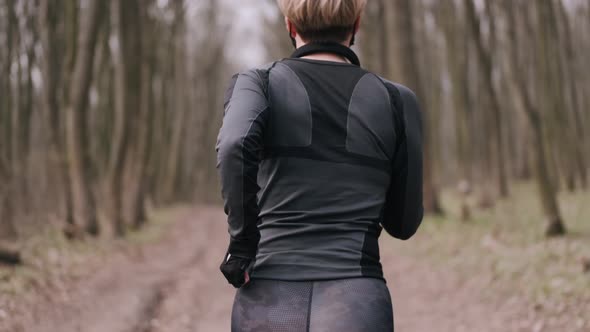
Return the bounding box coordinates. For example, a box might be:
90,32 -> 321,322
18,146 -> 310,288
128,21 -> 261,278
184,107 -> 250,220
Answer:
233,62 -> 279,79
374,76 -> 417,101
372,76 -> 421,121
227,62 -> 280,92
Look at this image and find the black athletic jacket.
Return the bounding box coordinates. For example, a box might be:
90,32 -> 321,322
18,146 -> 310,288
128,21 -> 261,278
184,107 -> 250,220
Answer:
216,43 -> 423,281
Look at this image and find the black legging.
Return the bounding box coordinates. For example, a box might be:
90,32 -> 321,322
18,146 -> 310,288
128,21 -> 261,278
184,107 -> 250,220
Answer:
231,278 -> 394,332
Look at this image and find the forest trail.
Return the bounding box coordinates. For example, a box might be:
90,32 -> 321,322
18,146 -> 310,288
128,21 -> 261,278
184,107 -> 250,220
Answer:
4,207 -> 530,332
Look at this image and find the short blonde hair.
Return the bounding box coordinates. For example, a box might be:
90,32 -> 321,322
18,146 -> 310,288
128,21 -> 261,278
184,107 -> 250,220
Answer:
278,0 -> 367,42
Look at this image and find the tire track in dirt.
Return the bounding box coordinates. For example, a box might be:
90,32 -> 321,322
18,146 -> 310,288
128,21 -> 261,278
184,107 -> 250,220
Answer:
131,281 -> 167,332
3,207 -> 225,332
146,209 -> 234,332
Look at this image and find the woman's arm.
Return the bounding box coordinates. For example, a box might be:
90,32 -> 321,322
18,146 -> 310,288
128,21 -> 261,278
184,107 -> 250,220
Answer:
216,70 -> 269,259
381,82 -> 424,240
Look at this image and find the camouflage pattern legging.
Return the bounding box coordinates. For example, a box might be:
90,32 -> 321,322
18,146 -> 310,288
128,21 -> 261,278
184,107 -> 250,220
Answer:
231,278 -> 394,332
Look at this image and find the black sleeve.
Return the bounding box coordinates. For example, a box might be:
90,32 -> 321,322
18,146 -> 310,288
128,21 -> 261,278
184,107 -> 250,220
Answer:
216,70 -> 269,258
381,82 -> 424,240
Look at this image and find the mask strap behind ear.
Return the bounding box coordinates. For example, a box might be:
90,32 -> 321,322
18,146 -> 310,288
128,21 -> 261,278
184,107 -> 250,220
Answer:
350,18 -> 360,47
289,30 -> 297,49
288,22 -> 297,49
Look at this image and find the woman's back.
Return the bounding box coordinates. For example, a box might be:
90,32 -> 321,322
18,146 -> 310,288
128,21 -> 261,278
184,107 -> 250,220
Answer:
219,44 -> 422,282
250,53 -> 409,281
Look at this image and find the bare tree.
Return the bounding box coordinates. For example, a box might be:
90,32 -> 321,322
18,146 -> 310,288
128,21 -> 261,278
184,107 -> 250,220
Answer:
464,0 -> 509,198
132,0 -> 156,229
111,0 -> 142,236
438,0 -> 474,184
555,0 -> 587,189
65,0 -> 106,236
502,0 -> 566,236
1,0 -> 234,245
393,0 -> 443,215
0,0 -> 18,241
39,0 -> 75,226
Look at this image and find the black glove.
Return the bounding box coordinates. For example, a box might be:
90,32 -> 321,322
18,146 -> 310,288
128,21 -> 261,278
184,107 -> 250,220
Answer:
220,253 -> 253,288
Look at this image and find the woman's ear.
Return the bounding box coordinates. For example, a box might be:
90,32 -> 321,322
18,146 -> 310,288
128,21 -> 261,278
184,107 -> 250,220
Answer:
285,18 -> 298,48
349,17 -> 362,47
285,18 -> 296,38
353,17 -> 361,34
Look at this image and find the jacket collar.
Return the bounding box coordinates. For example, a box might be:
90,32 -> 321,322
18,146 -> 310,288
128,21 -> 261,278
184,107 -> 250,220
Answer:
291,42 -> 361,67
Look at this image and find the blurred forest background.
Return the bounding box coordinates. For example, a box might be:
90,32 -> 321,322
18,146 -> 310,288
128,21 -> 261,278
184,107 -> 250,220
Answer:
0,0 -> 589,331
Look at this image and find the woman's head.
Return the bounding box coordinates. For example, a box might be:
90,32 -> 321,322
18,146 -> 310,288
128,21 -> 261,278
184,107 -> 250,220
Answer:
278,0 -> 367,45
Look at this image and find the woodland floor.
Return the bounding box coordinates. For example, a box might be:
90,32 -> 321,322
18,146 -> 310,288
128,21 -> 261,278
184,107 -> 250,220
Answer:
1,186 -> 589,332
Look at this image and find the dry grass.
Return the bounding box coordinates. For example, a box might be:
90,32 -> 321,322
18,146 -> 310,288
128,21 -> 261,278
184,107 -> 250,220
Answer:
0,207 -> 185,297
386,182 -> 590,329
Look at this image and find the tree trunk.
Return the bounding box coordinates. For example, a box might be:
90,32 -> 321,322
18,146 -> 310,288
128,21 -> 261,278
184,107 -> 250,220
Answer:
393,0 -> 443,215
555,0 -> 587,189
112,0 -> 142,236
161,2 -> 188,202
0,0 -> 18,239
39,0 -> 75,226
503,0 -> 566,236
437,0 -> 472,183
13,20 -> 23,212
21,5 -> 37,201
65,0 -> 105,236
132,2 -> 154,230
0,181 -> 18,240
536,0 -> 567,235
377,0 -> 391,77
464,0 -> 509,198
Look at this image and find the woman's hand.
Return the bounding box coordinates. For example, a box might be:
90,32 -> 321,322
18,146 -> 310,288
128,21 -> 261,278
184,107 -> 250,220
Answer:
220,253 -> 253,288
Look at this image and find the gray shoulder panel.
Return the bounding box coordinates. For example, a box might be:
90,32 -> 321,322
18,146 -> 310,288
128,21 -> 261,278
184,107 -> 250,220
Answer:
267,62 -> 312,147
220,71 -> 268,143
346,73 -> 396,160
389,82 -> 423,144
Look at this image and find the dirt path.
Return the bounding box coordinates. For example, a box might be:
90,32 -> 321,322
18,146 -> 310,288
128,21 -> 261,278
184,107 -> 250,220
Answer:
3,207 -> 533,332
382,248 -> 530,332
